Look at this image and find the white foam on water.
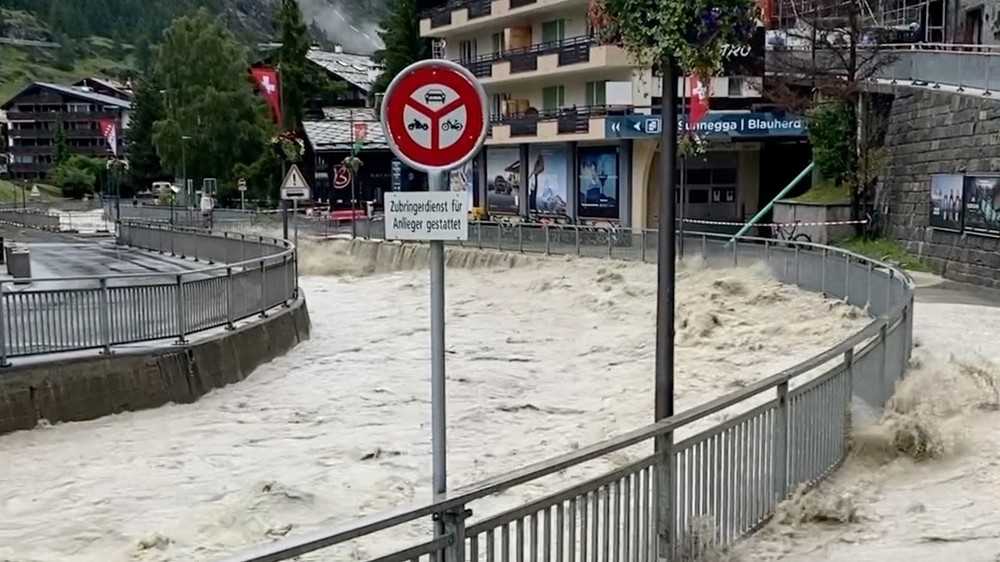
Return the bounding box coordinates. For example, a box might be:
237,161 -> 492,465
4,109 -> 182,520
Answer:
0,241 -> 868,561
734,302 -> 1000,562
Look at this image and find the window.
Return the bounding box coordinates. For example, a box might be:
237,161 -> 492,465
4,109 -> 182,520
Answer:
458,39 -> 477,62
542,85 -> 564,110
491,32 -> 504,54
541,19 -> 565,43
585,81 -> 607,106
492,92 -> 510,116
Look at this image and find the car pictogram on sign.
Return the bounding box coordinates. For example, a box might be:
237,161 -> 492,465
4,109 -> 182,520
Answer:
424,89 -> 447,104
380,59 -> 487,171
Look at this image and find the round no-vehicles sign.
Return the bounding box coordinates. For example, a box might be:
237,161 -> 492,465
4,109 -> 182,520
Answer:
380,59 -> 488,172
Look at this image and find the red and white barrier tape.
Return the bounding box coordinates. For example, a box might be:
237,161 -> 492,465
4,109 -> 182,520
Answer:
680,218 -> 868,227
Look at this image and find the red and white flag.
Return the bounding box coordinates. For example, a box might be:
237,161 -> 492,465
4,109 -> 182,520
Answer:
688,76 -> 710,127
99,119 -> 117,156
251,67 -> 282,124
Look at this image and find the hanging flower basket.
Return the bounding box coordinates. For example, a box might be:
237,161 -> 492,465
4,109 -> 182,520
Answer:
678,132 -> 709,157
590,0 -> 758,76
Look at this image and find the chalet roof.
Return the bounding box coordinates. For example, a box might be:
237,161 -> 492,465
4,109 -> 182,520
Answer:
302,107 -> 388,152
306,48 -> 382,93
1,82 -> 132,110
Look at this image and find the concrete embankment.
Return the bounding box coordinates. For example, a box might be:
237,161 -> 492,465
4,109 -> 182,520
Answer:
0,297 -> 310,435
298,237 -> 545,276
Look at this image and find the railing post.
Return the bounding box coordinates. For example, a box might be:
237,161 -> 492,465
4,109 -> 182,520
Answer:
957,55 -> 965,92
518,223 -> 523,253
794,244 -> 800,284
843,348 -> 855,449
476,222 -> 482,249
843,253 -> 850,296
175,274 -> 187,344
702,233 -> 707,257
654,431 -> 676,561
98,277 -> 112,354
0,282 -> 8,367
439,506 -> 468,562
640,230 -> 647,262
282,255 -> 290,307
607,229 -> 613,258
866,262 -> 873,312
259,260 -> 268,317
878,323 -> 890,407
820,248 -> 827,295
732,238 -> 738,266
544,225 -> 550,255
496,224 -> 502,251
226,267 -> 236,330
886,269 -> 894,313
773,381 -> 789,502
575,227 -> 580,256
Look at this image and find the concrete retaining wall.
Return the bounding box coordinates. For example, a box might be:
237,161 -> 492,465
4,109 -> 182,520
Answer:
0,297 -> 311,435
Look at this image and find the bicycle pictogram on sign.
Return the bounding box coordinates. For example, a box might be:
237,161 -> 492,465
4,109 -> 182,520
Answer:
380,60 -> 488,172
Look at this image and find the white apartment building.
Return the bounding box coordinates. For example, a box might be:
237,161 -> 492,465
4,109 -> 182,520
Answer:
420,0 -> 810,228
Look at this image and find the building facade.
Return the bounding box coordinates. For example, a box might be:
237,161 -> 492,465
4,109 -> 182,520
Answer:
1,82 -> 130,180
419,0 -> 810,229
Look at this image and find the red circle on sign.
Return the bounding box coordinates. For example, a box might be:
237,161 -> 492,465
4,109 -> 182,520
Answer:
382,61 -> 486,170
333,165 -> 351,189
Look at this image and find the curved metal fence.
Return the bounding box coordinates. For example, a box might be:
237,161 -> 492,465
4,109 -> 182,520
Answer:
0,221 -> 298,365
221,223 -> 914,562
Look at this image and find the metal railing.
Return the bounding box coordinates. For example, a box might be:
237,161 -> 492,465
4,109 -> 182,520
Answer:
0,208 -> 61,231
0,221 -> 298,364
220,222 -> 913,562
770,42 -> 1000,93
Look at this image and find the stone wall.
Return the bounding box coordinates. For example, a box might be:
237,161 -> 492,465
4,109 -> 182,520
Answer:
882,87 -> 1000,287
0,297 -> 310,435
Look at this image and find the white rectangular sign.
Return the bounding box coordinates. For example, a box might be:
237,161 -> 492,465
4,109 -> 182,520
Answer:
384,191 -> 468,241
281,187 -> 310,201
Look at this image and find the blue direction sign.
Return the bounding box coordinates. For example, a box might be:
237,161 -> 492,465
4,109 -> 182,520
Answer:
605,112 -> 807,139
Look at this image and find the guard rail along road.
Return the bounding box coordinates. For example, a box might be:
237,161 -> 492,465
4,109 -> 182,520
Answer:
1,220 -> 299,364
222,222 -> 914,562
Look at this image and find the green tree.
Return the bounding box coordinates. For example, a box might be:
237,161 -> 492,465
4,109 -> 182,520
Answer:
127,77 -> 168,193
372,0 -> 430,95
52,32 -> 75,72
52,155 -> 103,198
153,8 -> 273,193
273,0 -> 310,131
53,120 -> 69,166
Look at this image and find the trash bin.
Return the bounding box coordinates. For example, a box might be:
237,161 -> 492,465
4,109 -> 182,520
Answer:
7,249 -> 30,283
366,201 -> 374,218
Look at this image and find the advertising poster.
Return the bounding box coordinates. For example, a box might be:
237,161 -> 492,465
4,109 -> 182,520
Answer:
486,147 -> 520,214
963,174 -> 1000,235
929,174 -> 964,231
577,146 -> 620,218
449,159 -> 478,211
527,145 -> 569,215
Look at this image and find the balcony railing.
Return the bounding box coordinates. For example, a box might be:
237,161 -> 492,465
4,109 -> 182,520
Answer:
510,0 -> 537,7
491,105 -> 626,137
424,0 -> 491,28
6,111 -> 119,121
458,35 -> 612,77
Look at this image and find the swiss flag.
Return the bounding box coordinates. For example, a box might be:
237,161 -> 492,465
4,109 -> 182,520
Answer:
99,119 -> 117,156
688,76 -> 710,127
251,67 -> 282,124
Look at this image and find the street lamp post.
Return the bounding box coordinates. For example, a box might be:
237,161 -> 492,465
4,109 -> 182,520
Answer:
181,135 -> 191,225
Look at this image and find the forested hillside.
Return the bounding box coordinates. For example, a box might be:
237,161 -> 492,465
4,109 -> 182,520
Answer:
0,0 -> 385,100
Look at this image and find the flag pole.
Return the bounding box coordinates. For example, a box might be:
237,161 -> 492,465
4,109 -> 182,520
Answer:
279,63 -> 289,240
679,76 -> 688,258
349,109 -> 358,238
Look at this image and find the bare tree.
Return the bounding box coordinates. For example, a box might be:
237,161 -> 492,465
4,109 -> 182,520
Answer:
765,0 -> 898,235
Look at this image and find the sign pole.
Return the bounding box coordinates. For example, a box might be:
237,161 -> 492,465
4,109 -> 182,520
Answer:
292,198 -> 298,245
241,190 -> 246,211
428,168 -> 447,503
379,58 -> 487,546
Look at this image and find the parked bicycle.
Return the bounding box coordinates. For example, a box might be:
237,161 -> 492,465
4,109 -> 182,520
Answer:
441,119 -> 463,131
771,220 -> 812,245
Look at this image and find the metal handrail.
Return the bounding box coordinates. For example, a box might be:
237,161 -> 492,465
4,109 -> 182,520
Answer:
0,220 -> 299,363
218,225 -> 914,561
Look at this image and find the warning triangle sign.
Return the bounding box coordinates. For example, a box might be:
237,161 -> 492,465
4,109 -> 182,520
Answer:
282,164 -> 309,189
